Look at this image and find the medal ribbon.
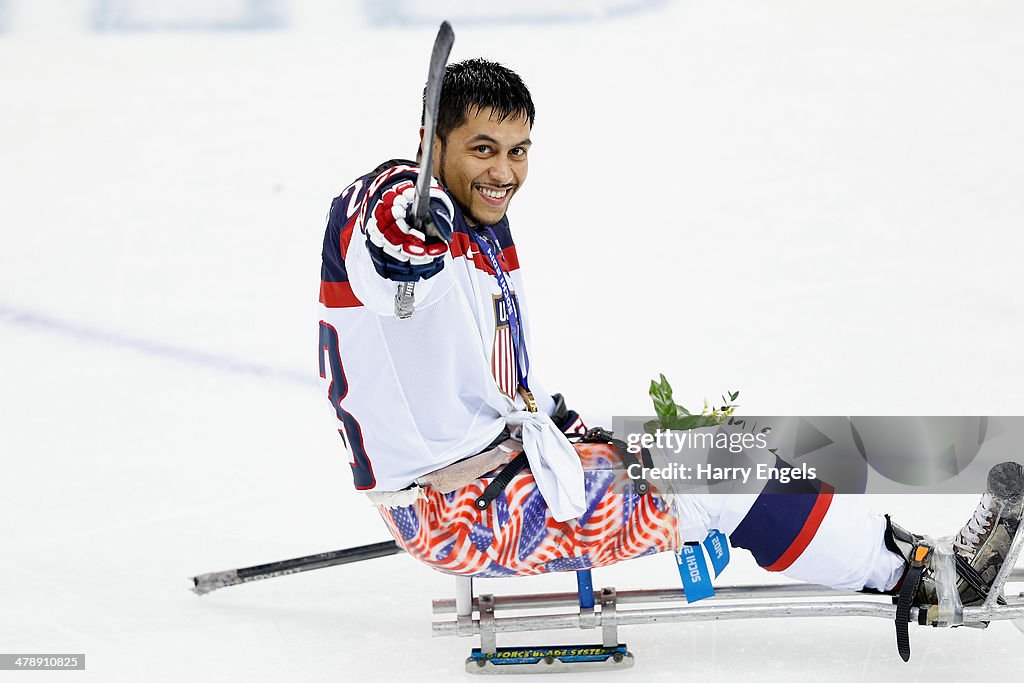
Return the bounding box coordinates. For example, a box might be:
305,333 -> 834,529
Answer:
472,227 -> 531,398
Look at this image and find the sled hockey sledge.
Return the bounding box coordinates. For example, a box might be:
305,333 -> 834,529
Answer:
192,512 -> 1024,674
431,524 -> 1024,674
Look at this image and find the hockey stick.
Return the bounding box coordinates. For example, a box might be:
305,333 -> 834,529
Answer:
190,540 -> 403,595
413,20 -> 455,239
395,20 -> 455,319
194,25 -> 454,596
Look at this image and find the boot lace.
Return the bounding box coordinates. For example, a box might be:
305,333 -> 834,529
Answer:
953,492 -> 996,556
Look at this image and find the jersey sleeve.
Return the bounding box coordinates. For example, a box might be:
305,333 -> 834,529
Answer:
345,163 -> 457,317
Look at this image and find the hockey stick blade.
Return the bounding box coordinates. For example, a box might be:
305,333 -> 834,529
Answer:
395,21 -> 455,319
190,540 -> 403,595
412,20 -> 455,242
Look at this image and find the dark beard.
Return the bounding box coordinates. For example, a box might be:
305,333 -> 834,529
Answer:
437,142 -> 499,228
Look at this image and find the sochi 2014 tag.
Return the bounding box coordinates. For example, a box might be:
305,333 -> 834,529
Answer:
676,543 -> 714,603
703,529 -> 730,578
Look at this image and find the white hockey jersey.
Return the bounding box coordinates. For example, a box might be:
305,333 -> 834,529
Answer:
317,160 -> 564,495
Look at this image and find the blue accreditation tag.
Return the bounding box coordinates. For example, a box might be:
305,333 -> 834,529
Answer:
676,543 -> 714,603
703,529 -> 730,578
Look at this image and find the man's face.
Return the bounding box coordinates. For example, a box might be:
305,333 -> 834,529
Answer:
430,106 -> 531,227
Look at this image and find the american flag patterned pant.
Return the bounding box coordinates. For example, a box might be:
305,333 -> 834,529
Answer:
377,442 -> 681,577
377,444 -> 899,590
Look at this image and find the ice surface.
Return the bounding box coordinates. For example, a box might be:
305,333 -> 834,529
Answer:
2,1 -> 1023,681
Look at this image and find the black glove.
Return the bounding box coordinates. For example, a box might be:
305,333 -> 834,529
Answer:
551,393 -> 587,437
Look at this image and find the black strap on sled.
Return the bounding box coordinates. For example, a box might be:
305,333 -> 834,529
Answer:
475,452 -> 529,510
473,427 -> 653,511
892,538 -> 1007,662
894,543 -> 931,662
574,427 -> 651,496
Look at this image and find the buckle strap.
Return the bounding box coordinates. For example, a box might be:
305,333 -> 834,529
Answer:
474,452 -> 529,511
578,427 -> 650,496
895,543 -> 931,662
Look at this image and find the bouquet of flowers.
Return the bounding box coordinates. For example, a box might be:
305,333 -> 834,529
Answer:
646,373 -> 740,433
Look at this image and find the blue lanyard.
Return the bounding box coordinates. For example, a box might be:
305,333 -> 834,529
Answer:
472,227 -> 532,401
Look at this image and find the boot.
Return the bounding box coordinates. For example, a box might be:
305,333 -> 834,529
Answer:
885,461 -> 1024,608
884,462 -> 1024,661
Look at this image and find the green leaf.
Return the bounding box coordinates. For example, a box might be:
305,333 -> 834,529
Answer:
681,414 -> 724,430
659,373 -> 673,398
649,375 -> 746,432
649,375 -> 676,423
643,419 -> 662,435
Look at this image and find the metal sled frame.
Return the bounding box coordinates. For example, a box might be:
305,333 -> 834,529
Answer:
433,529 -> 1024,674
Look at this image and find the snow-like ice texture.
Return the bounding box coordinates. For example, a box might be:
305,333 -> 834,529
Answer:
2,1 -> 1023,681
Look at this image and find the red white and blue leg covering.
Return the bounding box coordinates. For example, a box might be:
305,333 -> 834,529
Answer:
379,447 -> 903,591
377,442 -> 679,577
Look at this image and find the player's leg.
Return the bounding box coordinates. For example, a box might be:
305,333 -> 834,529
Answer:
677,460 -> 1024,601
677,488 -> 905,591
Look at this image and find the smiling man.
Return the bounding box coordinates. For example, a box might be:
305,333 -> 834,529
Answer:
432,103 -> 530,226
315,59 -> 1024,641
318,60 -> 564,491
316,58 -> 676,574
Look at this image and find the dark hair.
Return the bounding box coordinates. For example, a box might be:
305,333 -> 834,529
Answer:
423,58 -> 535,140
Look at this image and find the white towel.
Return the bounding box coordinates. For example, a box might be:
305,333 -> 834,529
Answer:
505,410 -> 587,522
